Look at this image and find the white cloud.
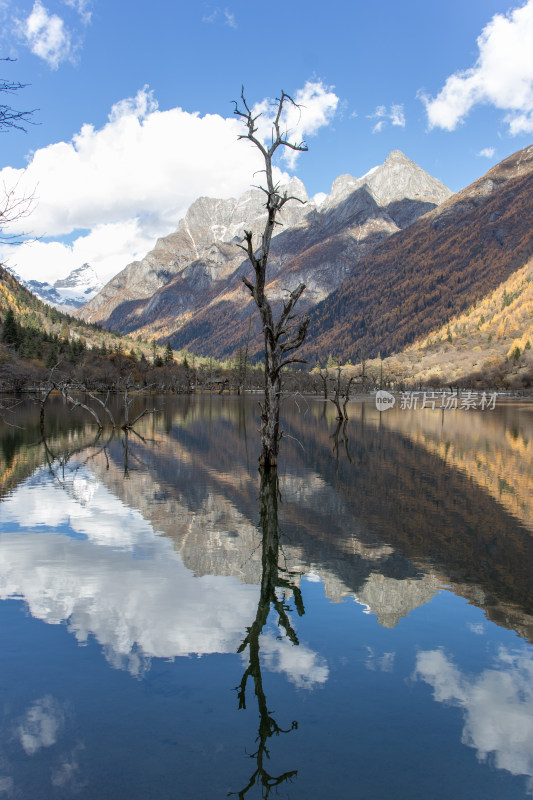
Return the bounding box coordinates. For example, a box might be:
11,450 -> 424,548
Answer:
201,7 -> 237,28
3,220 -> 157,285
415,647 -> 533,792
477,147 -> 496,158
64,0 -> 92,25
0,82 -> 338,284
17,1 -> 73,69
421,0 -> 533,134
250,81 -> 339,168
223,8 -> 236,28
368,104 -> 406,134
390,104 -> 406,127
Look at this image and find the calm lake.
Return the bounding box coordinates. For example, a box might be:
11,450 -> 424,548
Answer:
0,393 -> 532,799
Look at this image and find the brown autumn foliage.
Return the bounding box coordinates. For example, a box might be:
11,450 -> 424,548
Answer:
302,145 -> 533,364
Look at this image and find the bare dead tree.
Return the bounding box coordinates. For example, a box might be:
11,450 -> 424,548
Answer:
1,59 -> 36,133
62,386 -> 104,429
120,377 -> 157,431
329,367 -> 354,420
1,59 -> 37,245
318,369 -> 329,400
342,376 -> 355,419
0,177 -> 36,245
234,88 -> 310,470
85,389 -> 116,428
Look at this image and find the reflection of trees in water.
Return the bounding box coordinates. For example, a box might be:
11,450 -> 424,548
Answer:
232,470 -> 303,798
331,419 -> 353,469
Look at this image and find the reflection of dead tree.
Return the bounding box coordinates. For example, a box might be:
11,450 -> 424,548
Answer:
121,427 -> 153,478
331,419 -> 353,469
231,470 -> 303,798
121,379 -> 156,431
40,428 -> 111,490
234,88 -> 310,470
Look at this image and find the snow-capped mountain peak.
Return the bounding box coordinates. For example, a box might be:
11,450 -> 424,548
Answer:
19,263 -> 103,312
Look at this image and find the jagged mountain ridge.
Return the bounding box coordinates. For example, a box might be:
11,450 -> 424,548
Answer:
77,151 -> 451,343
77,177 -> 312,325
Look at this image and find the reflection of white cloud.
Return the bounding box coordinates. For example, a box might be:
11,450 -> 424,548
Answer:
0,463 -> 154,548
415,648 -> 533,790
467,622 -> 486,635
0,776 -> 14,795
260,633 -> 329,688
365,647 -> 395,672
51,743 -> 85,790
0,466 -> 259,674
17,696 -> 64,756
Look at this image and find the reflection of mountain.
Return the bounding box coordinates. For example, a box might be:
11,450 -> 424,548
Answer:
379,403 -> 533,534
83,397 -> 533,640
84,419 -> 441,630
1,395 -> 533,657
282,401 -> 533,640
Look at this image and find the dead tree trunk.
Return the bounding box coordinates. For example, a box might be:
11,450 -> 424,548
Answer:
318,369 -> 329,400
330,367 -> 344,420
234,88 -> 310,470
329,367 -> 354,421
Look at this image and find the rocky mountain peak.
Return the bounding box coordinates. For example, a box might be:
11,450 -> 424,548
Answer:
384,149 -> 411,164
363,150 -> 452,206
328,173 -> 360,198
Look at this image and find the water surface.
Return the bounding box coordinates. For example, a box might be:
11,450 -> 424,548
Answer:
0,394 -> 532,799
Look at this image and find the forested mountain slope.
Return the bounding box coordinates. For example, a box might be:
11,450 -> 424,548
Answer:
302,144 -> 533,363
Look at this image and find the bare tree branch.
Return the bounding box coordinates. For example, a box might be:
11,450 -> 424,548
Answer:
0,60 -> 38,244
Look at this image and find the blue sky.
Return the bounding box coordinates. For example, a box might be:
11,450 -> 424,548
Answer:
1,0 -> 533,284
